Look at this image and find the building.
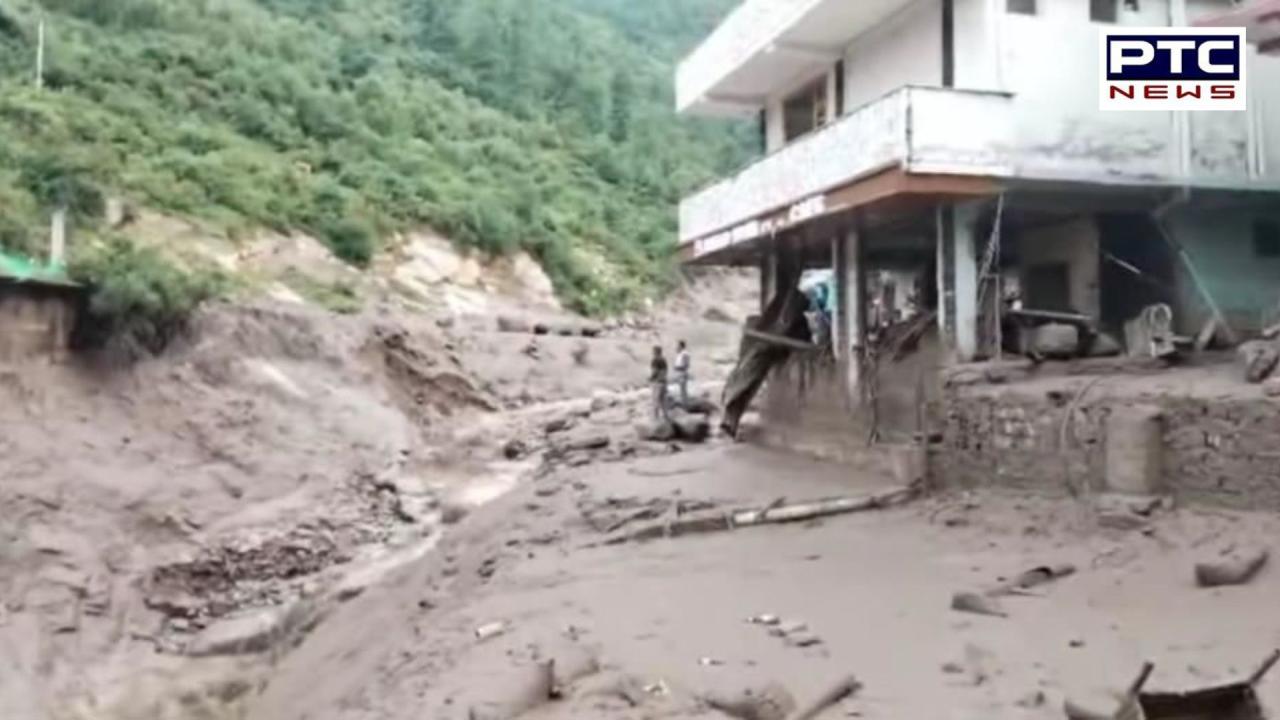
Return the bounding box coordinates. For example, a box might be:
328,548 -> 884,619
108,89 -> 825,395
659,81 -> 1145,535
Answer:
1199,0 -> 1280,55
678,0 -> 1280,497
0,251 -> 80,364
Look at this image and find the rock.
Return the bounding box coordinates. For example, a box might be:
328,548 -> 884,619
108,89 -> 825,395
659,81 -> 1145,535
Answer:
580,325 -> 603,338
185,607 -> 289,657
1266,378 -> 1280,398
566,435 -> 610,452
1089,332 -> 1123,357
670,411 -> 711,443
1239,340 -> 1280,383
532,323 -> 551,336
637,420 -> 677,442
704,682 -> 796,720
702,305 -> 735,324
680,396 -> 718,415
544,417 -> 574,434
590,390 -> 618,412
441,502 -> 470,525
502,439 -> 528,460
496,315 -> 531,333
1029,323 -> 1081,358
1098,511 -> 1149,531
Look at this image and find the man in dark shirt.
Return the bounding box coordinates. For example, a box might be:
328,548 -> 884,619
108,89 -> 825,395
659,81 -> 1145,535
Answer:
650,345 -> 669,420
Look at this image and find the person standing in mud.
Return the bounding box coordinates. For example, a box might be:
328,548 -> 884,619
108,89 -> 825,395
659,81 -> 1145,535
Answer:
673,340 -> 691,409
650,345 -> 670,421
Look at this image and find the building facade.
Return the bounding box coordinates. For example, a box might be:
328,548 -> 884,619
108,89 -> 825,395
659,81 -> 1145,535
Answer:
678,0 -> 1280,459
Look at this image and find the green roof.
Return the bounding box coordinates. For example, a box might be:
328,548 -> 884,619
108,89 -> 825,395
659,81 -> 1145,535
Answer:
0,250 -> 77,287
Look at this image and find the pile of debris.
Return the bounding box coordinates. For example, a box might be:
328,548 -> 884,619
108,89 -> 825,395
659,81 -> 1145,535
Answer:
1238,325 -> 1280,394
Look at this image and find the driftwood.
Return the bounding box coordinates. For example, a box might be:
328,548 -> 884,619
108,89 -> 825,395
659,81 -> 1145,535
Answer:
743,328 -> 818,352
605,484 -> 922,545
789,675 -> 861,720
953,563 -> 1076,619
1195,549 -> 1269,588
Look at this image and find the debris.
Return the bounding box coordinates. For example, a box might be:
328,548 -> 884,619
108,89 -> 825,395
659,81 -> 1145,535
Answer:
1016,690 -> 1047,709
475,621 -> 510,641
1239,340 -> 1280,383
985,564 -> 1077,597
747,614 -> 781,626
1266,378 -> 1280,398
950,591 -> 1007,618
698,657 -> 725,667
1125,304 -> 1179,360
704,682 -> 797,720
1195,549 -> 1269,588
544,417 -> 573,434
786,632 -> 822,648
496,315 -> 532,334
790,675 -> 862,720
637,419 -> 677,442
467,660 -> 554,720
606,483 -> 922,544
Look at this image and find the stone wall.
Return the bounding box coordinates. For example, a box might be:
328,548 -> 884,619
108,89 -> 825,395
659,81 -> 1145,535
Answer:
0,282 -> 79,364
937,378 -> 1280,509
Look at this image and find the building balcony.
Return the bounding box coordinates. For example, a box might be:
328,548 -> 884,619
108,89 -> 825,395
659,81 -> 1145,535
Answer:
676,0 -> 915,115
679,86 -> 1014,252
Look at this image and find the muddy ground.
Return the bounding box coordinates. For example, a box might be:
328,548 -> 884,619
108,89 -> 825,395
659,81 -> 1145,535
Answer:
0,267 -> 756,720
249,444 -> 1280,720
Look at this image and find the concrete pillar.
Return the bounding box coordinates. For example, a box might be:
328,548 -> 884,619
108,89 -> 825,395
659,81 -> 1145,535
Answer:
759,243 -> 779,313
833,225 -> 866,401
49,208 -> 67,267
954,203 -> 981,362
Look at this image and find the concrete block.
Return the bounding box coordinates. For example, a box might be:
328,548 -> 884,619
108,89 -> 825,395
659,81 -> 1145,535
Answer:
1105,405 -> 1164,495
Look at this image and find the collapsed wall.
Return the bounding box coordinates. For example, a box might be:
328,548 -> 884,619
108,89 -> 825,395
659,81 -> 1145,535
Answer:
935,366 -> 1280,509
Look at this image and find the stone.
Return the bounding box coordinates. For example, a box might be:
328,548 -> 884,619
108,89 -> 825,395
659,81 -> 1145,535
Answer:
185,606 -> 292,657
502,439 -> 528,460
544,417 -> 573,434
1029,323 -> 1080,358
670,412 -> 711,443
637,420 -> 676,442
1239,340 -> 1280,383
496,315 -> 531,334
566,435 -> 610,452
1089,332 -> 1123,357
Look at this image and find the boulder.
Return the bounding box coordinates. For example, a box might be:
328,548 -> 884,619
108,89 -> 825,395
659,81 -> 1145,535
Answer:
637,420 -> 676,442
1029,323 -> 1080,358
565,435 -> 610,452
679,396 -> 718,416
670,411 -> 711,443
1238,340 -> 1280,383
502,439 -> 528,460
496,315 -> 531,334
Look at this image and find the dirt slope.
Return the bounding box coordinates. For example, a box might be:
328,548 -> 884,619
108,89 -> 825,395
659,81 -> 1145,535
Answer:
0,261 -> 755,719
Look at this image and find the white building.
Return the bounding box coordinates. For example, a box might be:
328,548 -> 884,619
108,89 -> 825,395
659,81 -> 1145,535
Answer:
678,0 -> 1280,452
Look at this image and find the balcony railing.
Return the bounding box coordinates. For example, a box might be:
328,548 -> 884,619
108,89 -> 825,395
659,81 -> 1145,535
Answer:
679,87 -> 1015,244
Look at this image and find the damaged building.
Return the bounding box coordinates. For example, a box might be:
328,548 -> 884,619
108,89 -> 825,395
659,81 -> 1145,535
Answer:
679,0 -> 1280,503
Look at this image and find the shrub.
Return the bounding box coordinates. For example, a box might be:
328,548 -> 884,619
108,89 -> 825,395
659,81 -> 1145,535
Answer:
69,236 -> 226,356
320,217 -> 376,266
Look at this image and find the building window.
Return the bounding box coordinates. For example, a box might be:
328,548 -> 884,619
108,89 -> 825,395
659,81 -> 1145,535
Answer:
1255,220 -> 1280,258
1091,0 -> 1118,22
783,78 -> 828,143
1008,0 -> 1037,15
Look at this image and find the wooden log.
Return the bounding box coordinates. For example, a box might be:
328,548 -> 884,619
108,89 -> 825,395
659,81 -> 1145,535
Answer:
742,327 -> 817,352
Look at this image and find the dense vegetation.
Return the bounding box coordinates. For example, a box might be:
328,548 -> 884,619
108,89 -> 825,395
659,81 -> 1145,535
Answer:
0,0 -> 752,313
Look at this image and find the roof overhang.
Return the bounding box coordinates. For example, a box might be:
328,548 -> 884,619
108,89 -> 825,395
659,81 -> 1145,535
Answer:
676,0 -> 917,117
1195,0 -> 1280,54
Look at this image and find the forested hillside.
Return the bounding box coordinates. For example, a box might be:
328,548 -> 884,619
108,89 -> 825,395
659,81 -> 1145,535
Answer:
0,0 -> 752,312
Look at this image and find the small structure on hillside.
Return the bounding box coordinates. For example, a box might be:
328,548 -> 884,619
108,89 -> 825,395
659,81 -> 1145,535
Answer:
0,251 -> 81,364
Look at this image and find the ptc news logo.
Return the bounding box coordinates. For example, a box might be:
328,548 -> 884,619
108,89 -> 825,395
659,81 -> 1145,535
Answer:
1100,28 -> 1247,111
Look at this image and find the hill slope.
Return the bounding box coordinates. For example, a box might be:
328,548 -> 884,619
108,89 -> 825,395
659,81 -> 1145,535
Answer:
0,0 -> 752,312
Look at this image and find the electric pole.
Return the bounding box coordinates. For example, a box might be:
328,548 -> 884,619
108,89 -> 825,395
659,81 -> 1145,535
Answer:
35,16 -> 45,90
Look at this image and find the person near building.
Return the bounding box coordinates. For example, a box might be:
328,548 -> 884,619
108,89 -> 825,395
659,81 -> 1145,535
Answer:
673,340 -> 691,408
650,345 -> 670,421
